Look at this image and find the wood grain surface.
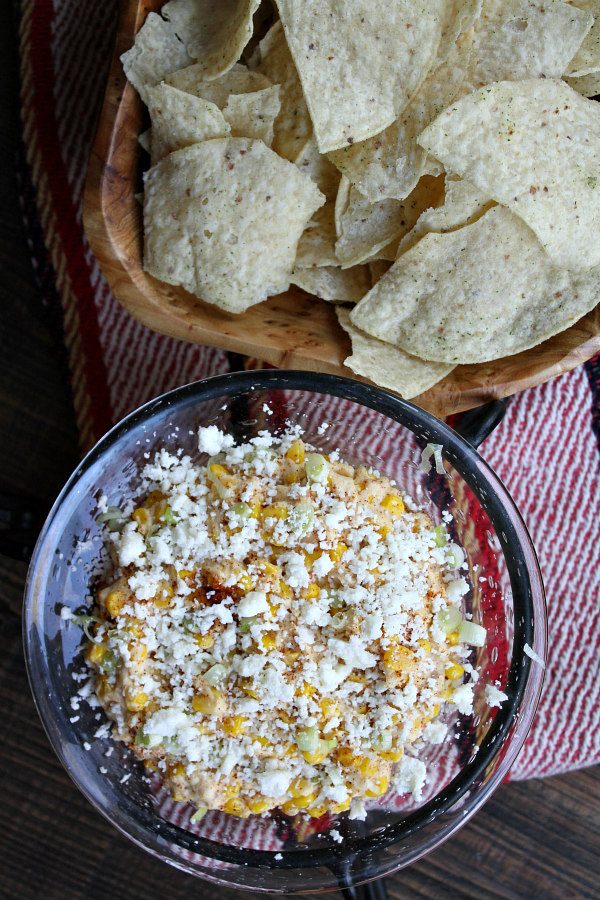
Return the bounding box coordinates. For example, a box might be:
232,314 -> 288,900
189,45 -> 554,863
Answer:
1,4 -> 599,898
83,0 -> 600,419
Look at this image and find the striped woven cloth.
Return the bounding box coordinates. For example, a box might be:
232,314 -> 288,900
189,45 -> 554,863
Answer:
17,0 -> 600,780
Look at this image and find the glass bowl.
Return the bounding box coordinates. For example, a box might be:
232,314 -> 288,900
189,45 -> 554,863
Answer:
23,371 -> 546,894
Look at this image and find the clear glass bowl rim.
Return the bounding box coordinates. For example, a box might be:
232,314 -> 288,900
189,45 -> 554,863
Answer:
23,370 -> 547,873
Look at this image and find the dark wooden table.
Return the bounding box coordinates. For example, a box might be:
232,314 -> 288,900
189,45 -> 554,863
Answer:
0,4 -> 598,898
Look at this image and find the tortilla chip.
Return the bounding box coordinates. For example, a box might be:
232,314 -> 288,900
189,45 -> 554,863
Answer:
335,175 -> 445,268
146,84 -> 230,164
160,0 -> 260,79
256,22 -> 313,161
351,205 -> 600,363
472,0 -> 594,85
418,78 -> 600,270
566,0 -> 600,75
223,85 -> 281,145
397,176 -> 494,255
328,33 -> 474,202
274,0 -> 445,153
295,204 -> 338,267
565,70 -> 600,95
438,0 -> 483,60
143,138 -> 325,313
294,136 -> 341,202
121,12 -> 194,99
336,309 -> 454,398
165,62 -> 272,107
291,265 -> 371,303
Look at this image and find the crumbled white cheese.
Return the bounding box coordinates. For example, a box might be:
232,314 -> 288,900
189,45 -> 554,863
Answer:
485,684 -> 508,708
237,591 -> 269,618
394,755 -> 427,801
258,770 -> 291,797
452,683 -> 475,715
198,425 -> 234,456
118,527 -> 146,567
330,829 -> 343,844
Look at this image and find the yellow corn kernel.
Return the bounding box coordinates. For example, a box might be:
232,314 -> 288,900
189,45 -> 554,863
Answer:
238,573 -> 254,592
239,678 -> 259,700
445,663 -> 465,681
169,762 -> 185,778
195,723 -> 211,735
286,440 -> 306,464
278,579 -> 293,600
153,584 -> 174,608
268,600 -> 280,617
284,467 -> 305,485
296,681 -> 316,698
282,650 -> 300,666
308,804 -> 328,819
194,632 -> 214,649
178,568 -> 194,580
355,756 -> 379,778
283,743 -> 296,756
278,709 -> 295,725
383,642 -> 417,674
336,747 -> 355,767
378,524 -> 391,539
330,799 -> 352,814
209,463 -> 230,480
129,642 -> 148,662
87,642 -> 106,665
348,673 -> 367,685
440,686 -> 453,701
302,749 -> 329,765
290,777 -> 313,799
365,775 -> 390,798
261,632 -> 278,651
381,748 -> 404,763
303,549 -> 322,567
222,715 -> 248,736
303,583 -> 320,601
329,542 -> 348,563
294,792 -> 318,810
105,590 -> 128,618
247,796 -> 272,814
381,494 -> 405,516
262,562 -> 281,578
191,691 -> 220,715
417,639 -> 432,653
251,735 -> 271,749
259,504 -> 288,521
224,797 -> 248,817
432,704 -> 440,717
127,691 -> 149,711
281,800 -> 299,816
132,507 -> 150,528
447,631 -> 460,646
320,698 -> 340,719
249,502 -> 261,519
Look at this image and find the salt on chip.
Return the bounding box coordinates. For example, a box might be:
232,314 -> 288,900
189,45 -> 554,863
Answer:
121,12 -> 194,100
143,138 -> 325,313
160,0 -> 260,79
472,0 -> 594,85
146,83 -> 230,164
335,175 -> 445,268
351,205 -> 600,364
336,309 -> 454,399
274,0 -> 445,153
328,32 -> 474,202
397,176 -> 494,255
223,86 -> 281,146
256,22 -> 313,162
294,136 -> 341,202
165,62 -> 272,107
295,204 -> 338,268
565,70 -> 600,95
418,78 -> 600,270
291,265 -> 371,303
566,0 -> 600,76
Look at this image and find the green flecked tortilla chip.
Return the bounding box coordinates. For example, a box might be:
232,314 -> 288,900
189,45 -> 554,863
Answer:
121,13 -> 194,100
472,0 -> 593,85
418,78 -> 600,270
143,138 -> 325,313
165,62 -> 272,107
336,309 -> 454,398
295,204 -> 338,267
335,175 -> 445,268
328,32 -> 474,202
256,22 -> 313,161
565,70 -> 600,95
294,137 -> 341,202
566,0 -> 600,75
160,0 -> 260,79
146,84 -> 230,164
397,176 -> 494,255
351,205 -> 600,364
291,265 -> 371,303
274,0 -> 445,153
223,85 -> 281,145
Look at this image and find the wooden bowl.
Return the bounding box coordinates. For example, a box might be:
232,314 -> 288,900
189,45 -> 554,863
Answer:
83,0 -> 600,418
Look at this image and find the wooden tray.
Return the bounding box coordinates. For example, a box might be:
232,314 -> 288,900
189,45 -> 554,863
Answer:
83,0 -> 600,418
